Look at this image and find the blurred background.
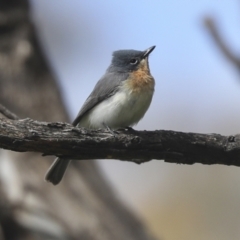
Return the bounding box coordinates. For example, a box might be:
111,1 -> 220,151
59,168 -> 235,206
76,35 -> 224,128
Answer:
30,0 -> 240,239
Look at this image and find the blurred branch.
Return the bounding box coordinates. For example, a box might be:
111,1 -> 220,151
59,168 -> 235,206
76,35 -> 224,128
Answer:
0,104 -> 19,120
0,106 -> 240,167
204,17 -> 240,70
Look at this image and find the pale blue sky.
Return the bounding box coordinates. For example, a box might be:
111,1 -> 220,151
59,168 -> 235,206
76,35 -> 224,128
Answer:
31,1 -> 240,134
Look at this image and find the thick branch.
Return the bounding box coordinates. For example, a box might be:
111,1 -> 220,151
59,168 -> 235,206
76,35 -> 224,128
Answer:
204,17 -> 240,70
0,117 -> 240,166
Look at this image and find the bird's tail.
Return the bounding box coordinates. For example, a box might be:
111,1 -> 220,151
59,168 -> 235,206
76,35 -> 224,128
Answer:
45,158 -> 70,185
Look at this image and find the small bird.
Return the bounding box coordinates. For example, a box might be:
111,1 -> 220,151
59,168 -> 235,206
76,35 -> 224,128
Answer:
45,46 -> 156,185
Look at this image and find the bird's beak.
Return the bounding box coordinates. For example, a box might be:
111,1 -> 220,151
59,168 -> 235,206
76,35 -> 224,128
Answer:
142,46 -> 156,59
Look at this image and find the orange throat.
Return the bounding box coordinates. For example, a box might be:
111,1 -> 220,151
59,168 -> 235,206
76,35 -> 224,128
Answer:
127,61 -> 155,93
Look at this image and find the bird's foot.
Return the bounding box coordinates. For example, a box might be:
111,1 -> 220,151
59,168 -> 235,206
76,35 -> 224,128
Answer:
125,126 -> 136,132
103,123 -> 118,137
117,126 -> 136,133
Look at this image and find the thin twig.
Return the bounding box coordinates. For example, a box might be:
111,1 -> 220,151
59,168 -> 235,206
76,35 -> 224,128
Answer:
0,104 -> 19,120
204,17 -> 240,69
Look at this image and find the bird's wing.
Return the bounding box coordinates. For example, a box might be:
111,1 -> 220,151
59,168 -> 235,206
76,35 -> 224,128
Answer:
72,71 -> 129,126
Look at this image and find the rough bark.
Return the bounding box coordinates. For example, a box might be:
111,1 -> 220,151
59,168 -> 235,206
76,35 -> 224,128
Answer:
0,116 -> 239,167
0,1 -> 157,240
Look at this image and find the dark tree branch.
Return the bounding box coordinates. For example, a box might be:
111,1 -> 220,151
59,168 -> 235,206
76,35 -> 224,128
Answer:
204,17 -> 240,70
0,116 -> 240,167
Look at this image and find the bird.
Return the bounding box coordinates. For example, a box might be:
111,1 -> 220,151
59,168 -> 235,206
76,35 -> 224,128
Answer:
45,45 -> 156,185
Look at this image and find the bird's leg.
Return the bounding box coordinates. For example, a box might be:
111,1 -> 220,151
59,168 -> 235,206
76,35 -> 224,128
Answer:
116,126 -> 136,133
120,126 -> 135,131
103,122 -> 118,136
125,126 -> 135,131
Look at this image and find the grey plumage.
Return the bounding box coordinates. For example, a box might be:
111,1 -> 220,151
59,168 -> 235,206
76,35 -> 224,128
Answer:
45,158 -> 70,185
45,46 -> 155,185
72,71 -> 129,126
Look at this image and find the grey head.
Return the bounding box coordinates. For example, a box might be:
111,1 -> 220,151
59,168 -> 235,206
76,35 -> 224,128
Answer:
72,46 -> 155,127
107,46 -> 155,73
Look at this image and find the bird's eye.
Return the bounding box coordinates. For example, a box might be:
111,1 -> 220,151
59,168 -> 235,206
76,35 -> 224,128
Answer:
130,58 -> 138,65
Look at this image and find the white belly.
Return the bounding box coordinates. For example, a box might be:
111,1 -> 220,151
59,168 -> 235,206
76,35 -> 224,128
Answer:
78,87 -> 154,129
